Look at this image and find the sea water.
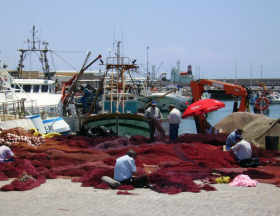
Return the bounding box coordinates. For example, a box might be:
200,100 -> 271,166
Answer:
161,100 -> 280,134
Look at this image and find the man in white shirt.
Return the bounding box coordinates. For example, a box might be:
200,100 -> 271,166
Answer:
167,104 -> 181,142
0,142 -> 15,163
230,136 -> 252,161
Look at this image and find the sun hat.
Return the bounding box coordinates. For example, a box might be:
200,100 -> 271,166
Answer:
237,128 -> 244,132
151,100 -> 156,105
169,104 -> 175,109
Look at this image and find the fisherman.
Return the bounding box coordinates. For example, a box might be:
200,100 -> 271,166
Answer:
0,141 -> 15,163
144,100 -> 163,142
203,120 -> 217,134
225,128 -> 243,151
167,104 -> 181,142
114,149 -> 149,188
229,136 -> 252,161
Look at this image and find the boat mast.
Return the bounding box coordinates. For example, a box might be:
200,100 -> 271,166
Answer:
17,25 -> 53,80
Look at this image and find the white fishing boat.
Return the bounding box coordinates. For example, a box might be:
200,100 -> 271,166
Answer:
267,92 -> 280,104
149,85 -> 190,111
129,77 -> 191,112
0,26 -> 72,134
0,70 -> 62,113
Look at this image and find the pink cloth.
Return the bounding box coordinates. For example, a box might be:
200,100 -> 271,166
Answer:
229,174 -> 258,187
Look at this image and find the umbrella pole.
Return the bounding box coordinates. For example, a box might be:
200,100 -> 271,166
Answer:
194,116 -> 202,134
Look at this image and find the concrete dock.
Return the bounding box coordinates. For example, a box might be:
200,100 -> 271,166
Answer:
0,179 -> 279,216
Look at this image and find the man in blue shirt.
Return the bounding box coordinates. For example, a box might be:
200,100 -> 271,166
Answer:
226,128 -> 243,151
114,149 -> 148,188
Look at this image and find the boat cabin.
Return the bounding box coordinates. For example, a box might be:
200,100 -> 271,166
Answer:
11,79 -> 56,94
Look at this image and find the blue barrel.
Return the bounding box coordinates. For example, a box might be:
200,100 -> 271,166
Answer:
265,136 -> 279,150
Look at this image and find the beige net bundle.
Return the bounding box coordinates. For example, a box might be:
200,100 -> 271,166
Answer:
214,112 -> 267,134
242,118 -> 280,147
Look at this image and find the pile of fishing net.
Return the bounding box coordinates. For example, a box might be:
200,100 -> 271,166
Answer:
214,112 -> 280,147
0,127 -> 280,194
214,112 -> 267,134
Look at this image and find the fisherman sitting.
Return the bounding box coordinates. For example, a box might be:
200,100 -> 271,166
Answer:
203,120 -> 217,134
0,141 -> 15,163
229,136 -> 259,167
114,149 -> 149,188
229,136 -> 251,161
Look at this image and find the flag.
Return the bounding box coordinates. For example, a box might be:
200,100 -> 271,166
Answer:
187,65 -> 192,75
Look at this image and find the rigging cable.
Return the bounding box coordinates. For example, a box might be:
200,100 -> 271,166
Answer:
51,51 -> 79,71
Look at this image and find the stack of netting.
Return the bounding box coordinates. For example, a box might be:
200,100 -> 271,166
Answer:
0,127 -> 280,194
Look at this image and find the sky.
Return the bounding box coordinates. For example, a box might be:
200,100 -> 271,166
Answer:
1,0 -> 280,80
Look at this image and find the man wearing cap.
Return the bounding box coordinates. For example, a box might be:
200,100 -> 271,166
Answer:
225,128 -> 243,151
144,100 -> 163,142
0,142 -> 15,163
167,104 -> 181,142
230,136 -> 252,161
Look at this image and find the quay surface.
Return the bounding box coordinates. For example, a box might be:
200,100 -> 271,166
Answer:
0,179 -> 279,215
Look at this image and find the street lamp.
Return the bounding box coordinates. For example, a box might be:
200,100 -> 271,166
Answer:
147,47 -> 149,75
260,66 -> 263,84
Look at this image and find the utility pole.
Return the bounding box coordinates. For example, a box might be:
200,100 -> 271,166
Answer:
235,57 -> 237,85
251,61 -> 253,88
147,47 -> 149,87
260,66 -> 263,84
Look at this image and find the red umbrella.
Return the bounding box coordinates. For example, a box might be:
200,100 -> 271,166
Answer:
182,99 -> 225,119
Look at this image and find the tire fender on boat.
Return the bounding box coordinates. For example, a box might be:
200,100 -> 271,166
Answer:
255,97 -> 269,111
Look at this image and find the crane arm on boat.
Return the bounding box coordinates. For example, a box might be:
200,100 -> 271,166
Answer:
61,54 -> 102,104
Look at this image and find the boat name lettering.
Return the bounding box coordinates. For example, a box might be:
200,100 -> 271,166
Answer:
45,125 -> 53,133
234,89 -> 240,92
212,83 -> 224,88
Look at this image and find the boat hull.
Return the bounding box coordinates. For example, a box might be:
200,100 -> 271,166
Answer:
150,93 -> 189,111
42,117 -> 71,135
79,113 -> 150,138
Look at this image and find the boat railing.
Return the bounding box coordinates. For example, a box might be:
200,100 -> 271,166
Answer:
0,99 -> 39,121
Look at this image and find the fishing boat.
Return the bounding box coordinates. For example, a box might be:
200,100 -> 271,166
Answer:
249,91 -> 272,104
171,61 -> 194,84
148,85 -> 190,111
0,26 -> 73,134
267,92 -> 280,104
130,76 -> 191,112
67,41 -> 150,138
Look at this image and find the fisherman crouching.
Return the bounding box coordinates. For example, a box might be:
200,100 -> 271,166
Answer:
0,141 -> 15,163
114,149 -> 150,188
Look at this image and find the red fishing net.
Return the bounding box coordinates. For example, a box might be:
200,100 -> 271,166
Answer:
0,127 -> 280,194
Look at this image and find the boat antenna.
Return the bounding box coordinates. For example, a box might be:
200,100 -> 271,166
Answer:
33,2 -> 37,27
38,28 -> 41,50
122,9 -> 124,58
113,21 -> 115,54
31,25 -> 38,50
32,1 -> 37,50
